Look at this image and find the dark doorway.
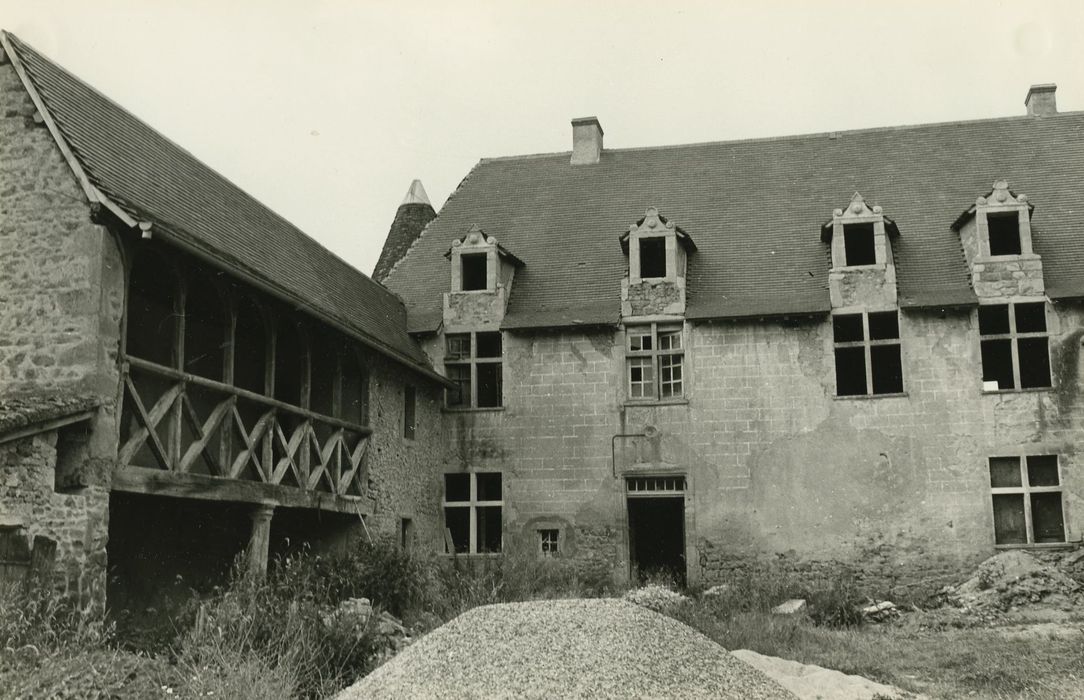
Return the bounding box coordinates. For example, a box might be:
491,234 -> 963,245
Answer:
627,496 -> 686,586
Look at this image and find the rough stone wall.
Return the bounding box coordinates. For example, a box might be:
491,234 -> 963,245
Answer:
829,264 -> 897,309
971,257 -> 1045,298
425,304 -> 1084,598
0,57 -> 122,398
0,55 -> 124,599
0,432 -> 109,599
360,351 -> 453,550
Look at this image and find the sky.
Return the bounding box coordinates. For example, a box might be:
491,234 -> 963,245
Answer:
2,1 -> 1081,277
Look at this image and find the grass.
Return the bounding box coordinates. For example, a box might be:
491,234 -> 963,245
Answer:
3,544 -> 1081,699
668,599 -> 1084,699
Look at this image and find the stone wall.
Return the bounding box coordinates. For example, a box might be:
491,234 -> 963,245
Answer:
0,54 -> 124,600
0,431 -> 109,598
423,302 -> 1084,598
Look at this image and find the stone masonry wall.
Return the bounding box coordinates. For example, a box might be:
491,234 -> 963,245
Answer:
358,350 -> 454,551
424,304 -> 1084,599
0,54 -> 124,599
0,432 -> 109,599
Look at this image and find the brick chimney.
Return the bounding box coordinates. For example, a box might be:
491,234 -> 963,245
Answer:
571,117 -> 603,165
1025,84 -> 1057,116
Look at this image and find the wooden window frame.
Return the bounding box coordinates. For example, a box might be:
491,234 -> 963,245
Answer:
539,528 -> 560,557
443,472 -> 503,555
833,310 -> 903,397
626,323 -> 684,402
990,455 -> 1066,546
979,302 -> 1051,392
444,331 -> 503,409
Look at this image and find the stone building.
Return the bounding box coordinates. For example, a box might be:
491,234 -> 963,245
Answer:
1,29 -> 1081,607
380,91 -> 1084,596
0,32 -> 451,606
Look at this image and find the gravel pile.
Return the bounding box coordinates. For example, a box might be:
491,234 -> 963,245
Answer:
339,598 -> 795,699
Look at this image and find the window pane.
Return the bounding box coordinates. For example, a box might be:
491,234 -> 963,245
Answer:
639,238 -> 667,278
445,473 -> 470,502
476,472 -> 502,501
658,329 -> 682,351
1018,337 -> 1051,389
476,332 -> 502,358
477,506 -> 503,553
628,357 -> 654,399
477,363 -> 502,408
867,311 -> 899,341
1014,303 -> 1046,333
987,212 -> 1022,256
461,253 -> 487,291
446,334 -> 471,360
842,223 -> 876,266
992,494 -> 1027,545
444,507 -> 470,553
629,330 -> 653,352
978,305 -> 1010,335
989,457 -> 1022,488
660,355 -> 683,399
980,339 -> 1014,390
834,346 -> 867,396
445,364 -> 471,407
1026,455 -> 1059,487
870,344 -> 903,394
833,314 -> 864,343
1031,493 -> 1065,543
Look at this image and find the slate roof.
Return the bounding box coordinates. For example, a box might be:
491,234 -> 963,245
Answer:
374,202 -> 436,283
0,394 -> 98,442
1,32 -> 435,376
385,109 -> 1084,330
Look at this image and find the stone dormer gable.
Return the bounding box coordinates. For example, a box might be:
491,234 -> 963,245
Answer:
620,207 -> 695,319
442,224 -> 523,331
821,193 -> 899,269
823,193 -> 899,309
952,180 -> 1043,299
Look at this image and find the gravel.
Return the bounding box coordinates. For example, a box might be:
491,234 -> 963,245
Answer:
338,598 -> 796,699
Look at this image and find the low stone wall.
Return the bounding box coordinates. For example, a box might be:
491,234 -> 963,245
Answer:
0,431 -> 108,600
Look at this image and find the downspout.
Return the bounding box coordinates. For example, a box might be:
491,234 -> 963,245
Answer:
611,425 -> 659,478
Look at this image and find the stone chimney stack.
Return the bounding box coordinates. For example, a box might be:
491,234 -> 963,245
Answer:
1025,84 -> 1057,117
373,179 -> 436,283
571,117 -> 604,165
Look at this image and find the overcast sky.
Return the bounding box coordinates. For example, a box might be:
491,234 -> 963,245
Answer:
2,1 -> 1081,277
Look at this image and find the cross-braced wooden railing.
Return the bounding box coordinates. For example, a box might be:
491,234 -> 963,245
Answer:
119,356 -> 370,497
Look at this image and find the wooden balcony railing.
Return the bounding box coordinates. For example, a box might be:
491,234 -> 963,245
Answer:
119,356 -> 371,498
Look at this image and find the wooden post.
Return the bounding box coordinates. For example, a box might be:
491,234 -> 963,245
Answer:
245,504 -> 275,580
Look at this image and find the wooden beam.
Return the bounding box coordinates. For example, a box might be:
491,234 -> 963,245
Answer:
0,411 -> 96,446
112,465 -> 371,515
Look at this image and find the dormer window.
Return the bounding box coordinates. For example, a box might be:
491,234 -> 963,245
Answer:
638,238 -> 667,278
823,193 -> 896,270
843,223 -> 876,266
461,253 -> 488,291
987,212 -> 1022,256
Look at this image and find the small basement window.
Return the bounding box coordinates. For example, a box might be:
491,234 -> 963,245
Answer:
443,472 -> 503,554
979,303 -> 1050,391
539,529 -> 560,557
842,223 -> 876,266
990,455 -> 1065,545
987,212 -> 1022,256
638,238 -> 667,278
461,253 -> 488,291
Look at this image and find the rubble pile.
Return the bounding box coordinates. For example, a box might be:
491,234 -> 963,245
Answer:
623,584 -> 690,613
934,550 -> 1082,613
323,597 -> 412,662
859,600 -> 901,623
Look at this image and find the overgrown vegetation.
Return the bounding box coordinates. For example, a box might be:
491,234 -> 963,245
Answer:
3,546 -> 1081,700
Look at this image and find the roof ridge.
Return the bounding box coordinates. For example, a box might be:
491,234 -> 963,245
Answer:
476,109 -> 1084,164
